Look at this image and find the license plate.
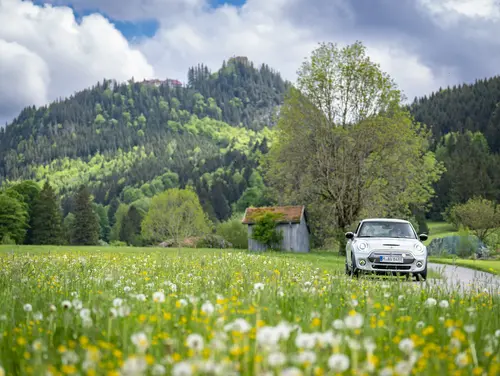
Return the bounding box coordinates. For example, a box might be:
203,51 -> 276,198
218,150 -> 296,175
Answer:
380,255 -> 403,263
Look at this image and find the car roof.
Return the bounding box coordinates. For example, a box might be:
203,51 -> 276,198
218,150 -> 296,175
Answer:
360,218 -> 410,223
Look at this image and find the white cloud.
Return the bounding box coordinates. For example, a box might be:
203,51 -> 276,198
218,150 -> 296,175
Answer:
419,0 -> 500,23
0,0 -> 474,124
0,0 -> 154,124
138,0 -> 451,102
0,40 -> 49,124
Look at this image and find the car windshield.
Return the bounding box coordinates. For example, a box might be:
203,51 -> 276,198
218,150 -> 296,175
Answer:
357,221 -> 416,239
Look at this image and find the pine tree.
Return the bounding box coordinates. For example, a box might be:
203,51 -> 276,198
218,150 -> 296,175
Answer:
31,181 -> 64,245
72,184 -> 100,245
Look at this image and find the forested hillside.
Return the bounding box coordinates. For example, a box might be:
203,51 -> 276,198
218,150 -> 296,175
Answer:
408,76 -> 500,220
0,58 -> 287,230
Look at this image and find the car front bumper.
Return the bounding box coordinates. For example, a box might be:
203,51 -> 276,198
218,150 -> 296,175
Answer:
354,250 -> 427,273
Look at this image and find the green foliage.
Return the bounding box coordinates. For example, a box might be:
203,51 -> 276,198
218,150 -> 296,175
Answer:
446,197 -> 500,243
31,181 -> 64,245
195,234 -> 233,249
216,215 -> 248,249
93,203 -> 111,242
0,192 -> 28,244
297,41 -> 401,127
1,234 -> 16,245
120,205 -> 145,246
141,188 -> 210,245
72,185 -> 100,245
251,212 -> 284,251
110,203 -> 129,243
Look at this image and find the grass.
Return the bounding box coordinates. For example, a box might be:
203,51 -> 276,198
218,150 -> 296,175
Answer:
1,245 -> 498,375
430,257 -> 500,276
424,221 -> 459,244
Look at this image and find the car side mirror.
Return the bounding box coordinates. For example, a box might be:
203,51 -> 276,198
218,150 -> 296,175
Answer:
419,233 -> 428,241
345,232 -> 354,240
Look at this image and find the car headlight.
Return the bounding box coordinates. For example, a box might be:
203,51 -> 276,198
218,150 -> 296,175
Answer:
414,243 -> 424,253
356,241 -> 369,252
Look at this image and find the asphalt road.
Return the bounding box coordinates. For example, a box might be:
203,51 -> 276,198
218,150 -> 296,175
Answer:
426,262 -> 500,294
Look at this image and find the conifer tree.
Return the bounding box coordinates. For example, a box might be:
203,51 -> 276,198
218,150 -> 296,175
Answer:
119,205 -> 144,246
72,185 -> 100,245
31,181 -> 64,245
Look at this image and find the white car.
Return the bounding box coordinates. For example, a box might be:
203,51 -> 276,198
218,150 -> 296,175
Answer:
345,218 -> 428,280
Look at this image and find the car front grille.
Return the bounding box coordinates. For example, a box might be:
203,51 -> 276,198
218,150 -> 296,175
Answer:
367,251 -> 415,265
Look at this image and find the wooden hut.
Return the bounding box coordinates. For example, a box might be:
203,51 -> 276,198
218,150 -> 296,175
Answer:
242,206 -> 310,252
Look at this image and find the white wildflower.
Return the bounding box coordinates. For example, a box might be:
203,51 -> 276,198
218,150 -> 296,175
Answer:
332,319 -> 345,330
394,360 -> 412,376
439,300 -> 449,309
135,294 -> 146,301
201,301 -> 215,315
121,356 -> 148,376
280,367 -> 303,376
328,353 -> 349,372
344,312 -> 364,329
172,361 -> 192,376
464,325 -> 476,333
33,312 -> 43,321
112,298 -> 123,307
268,352 -> 287,367
254,282 -> 265,291
424,298 -> 437,307
398,338 -> 414,354
23,304 -> 32,312
295,333 -> 316,349
62,300 -> 72,309
296,350 -> 316,365
151,364 -> 167,376
455,352 -> 469,368
72,299 -> 83,310
131,332 -> 149,353
79,308 -> 91,320
152,291 -> 165,303
185,334 -> 204,351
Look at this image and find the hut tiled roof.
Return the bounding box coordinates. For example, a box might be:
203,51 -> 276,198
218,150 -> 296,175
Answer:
242,206 -> 305,224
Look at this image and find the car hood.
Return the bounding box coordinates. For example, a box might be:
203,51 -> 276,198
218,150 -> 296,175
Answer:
353,237 -> 423,250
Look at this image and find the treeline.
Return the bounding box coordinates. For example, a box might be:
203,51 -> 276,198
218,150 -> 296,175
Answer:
0,181 -> 249,249
408,77 -> 500,220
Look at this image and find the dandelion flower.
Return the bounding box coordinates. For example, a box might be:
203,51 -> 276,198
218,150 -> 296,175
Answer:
328,354 -> 349,373
455,352 -> 469,368
295,333 -> 316,349
151,364 -> 166,375
344,313 -> 363,329
172,362 -> 192,376
425,298 -> 437,307
23,304 -> 32,312
296,351 -> 316,365
268,352 -> 287,367
254,282 -> 265,291
72,299 -> 83,310
332,319 -> 345,330
439,300 -> 449,308
464,325 -> 476,333
153,291 -> 165,303
186,334 -> 204,351
131,332 -> 149,353
113,298 -> 123,307
201,301 -> 215,315
495,329 -> 500,338
398,338 -> 414,354
121,356 -> 148,376
33,312 -> 43,321
280,367 -> 303,376
62,300 -> 72,309
136,294 -> 146,301
79,309 -> 91,320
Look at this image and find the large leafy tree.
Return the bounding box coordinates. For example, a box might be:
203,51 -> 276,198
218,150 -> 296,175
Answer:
31,181 -> 64,245
142,188 -> 209,245
72,185 -> 100,245
120,205 -> 144,246
265,41 -> 444,252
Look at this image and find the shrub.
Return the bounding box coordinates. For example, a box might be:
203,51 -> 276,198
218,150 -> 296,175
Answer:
216,216 -> 248,249
1,234 -> 16,245
251,212 -> 283,251
196,234 -> 232,249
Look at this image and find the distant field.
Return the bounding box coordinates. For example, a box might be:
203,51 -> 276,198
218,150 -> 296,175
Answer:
425,221 -> 458,243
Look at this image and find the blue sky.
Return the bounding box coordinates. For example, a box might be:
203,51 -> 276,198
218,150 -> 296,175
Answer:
2,0 -> 500,125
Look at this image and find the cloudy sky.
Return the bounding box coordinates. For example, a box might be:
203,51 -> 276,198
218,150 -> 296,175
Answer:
1,0 -> 500,125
